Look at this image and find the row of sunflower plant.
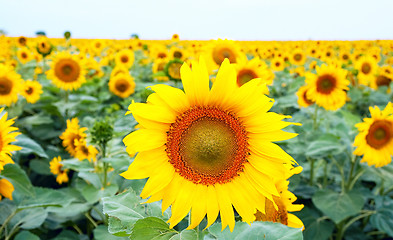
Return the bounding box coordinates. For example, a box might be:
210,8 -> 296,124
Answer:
0,33 -> 393,240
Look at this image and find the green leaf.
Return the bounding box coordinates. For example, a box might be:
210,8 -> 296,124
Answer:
94,225 -> 128,240
0,164 -> 34,197
306,134 -> 345,158
61,158 -> 95,172
78,171 -> 103,189
296,206 -> 334,240
207,221 -> 303,240
370,197 -> 393,237
129,217 -> 178,240
15,134 -> 49,158
29,159 -> 51,175
81,184 -> 118,204
102,189 -> 145,236
19,187 -> 74,209
10,207 -> 47,229
312,189 -> 364,224
14,230 -> 40,240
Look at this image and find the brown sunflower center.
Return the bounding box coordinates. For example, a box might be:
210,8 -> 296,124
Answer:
343,54 -> 349,60
55,59 -> 81,83
0,77 -> 13,95
166,107 -> 249,185
95,42 -> 101,48
275,62 -> 281,67
255,196 -> 288,225
26,87 -> 33,95
173,51 -> 183,59
237,69 -> 258,86
366,120 -> 392,149
158,53 -> 167,58
213,47 -> 236,65
81,145 -> 89,155
361,63 -> 371,74
121,55 -> 129,63
316,74 -> 337,94
168,62 -> 182,80
376,75 -> 391,87
294,53 -> 302,61
21,52 -> 28,59
18,37 -> 26,45
115,79 -> 129,93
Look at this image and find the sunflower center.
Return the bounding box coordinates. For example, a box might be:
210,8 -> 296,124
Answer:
361,63 -> 371,74
213,47 -> 236,65
173,51 -> 183,59
237,69 -> 258,86
26,87 -> 33,95
168,62 -> 182,80
376,75 -> 391,87
115,79 -> 129,92
294,53 -> 302,61
55,59 -> 81,83
21,52 -> 28,59
166,107 -> 249,185
0,77 -> 13,95
121,56 -> 129,63
366,120 -> 392,149
316,74 -> 336,94
18,37 -> 26,45
275,62 -> 281,67
158,53 -> 167,58
343,54 -> 349,60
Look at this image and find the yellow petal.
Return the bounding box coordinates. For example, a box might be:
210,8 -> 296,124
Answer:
167,179 -> 196,228
205,185 -> 220,229
129,102 -> 176,123
149,84 -> 190,113
140,161 -> 175,199
187,184 -> 207,229
215,183 -> 235,232
123,129 -> 167,155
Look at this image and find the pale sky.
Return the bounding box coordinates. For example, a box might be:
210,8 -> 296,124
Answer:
0,0 -> 392,40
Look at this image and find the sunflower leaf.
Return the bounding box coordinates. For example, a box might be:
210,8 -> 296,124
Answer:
0,163 -> 34,197
14,134 -> 49,158
129,217 -> 178,240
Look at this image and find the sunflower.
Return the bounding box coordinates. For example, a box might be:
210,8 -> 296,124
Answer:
353,102 -> 393,167
369,69 -> 393,90
169,47 -> 187,60
0,108 -> 21,171
0,64 -> 22,106
108,73 -> 136,98
16,36 -> 27,47
21,80 -> 43,104
46,51 -> 86,91
152,58 -> 169,81
115,49 -> 135,69
36,37 -> 52,57
355,55 -> 378,86
305,64 -> 349,111
172,34 -> 180,41
121,58 -> 300,231
271,57 -> 285,71
59,118 -> 87,157
0,178 -> 14,200
49,156 -> 69,184
17,47 -> 33,64
205,39 -> 241,73
90,39 -> 105,56
296,85 -> 314,108
290,49 -> 306,65
255,166 -> 304,229
234,55 -> 274,87
75,140 -> 98,162
164,59 -> 183,81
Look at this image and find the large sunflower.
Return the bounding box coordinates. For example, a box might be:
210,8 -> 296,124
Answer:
353,102 -> 393,167
121,58 -> 300,231
0,64 -> 22,106
305,64 -> 349,111
0,108 -> 21,171
46,52 -> 86,91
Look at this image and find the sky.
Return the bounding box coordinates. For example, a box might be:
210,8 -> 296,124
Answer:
0,0 -> 392,41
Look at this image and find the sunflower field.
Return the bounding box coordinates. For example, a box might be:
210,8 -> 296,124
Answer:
1,34 -> 393,240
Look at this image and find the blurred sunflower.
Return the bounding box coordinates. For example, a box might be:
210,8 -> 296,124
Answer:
305,64 -> 349,111
0,64 -> 22,106
47,52 -> 86,91
271,57 -> 285,71
36,37 -> 52,57
0,178 -> 14,200
296,85 -> 314,108
16,47 -> 33,64
152,58 -> 169,81
108,73 -> 136,98
21,80 -> 43,104
290,49 -> 306,65
235,55 -> 274,87
115,49 -> 135,69
59,118 -> 87,157
0,108 -> 21,171
255,166 -> 304,229
16,36 -> 27,47
49,156 -> 69,184
205,39 -> 241,72
355,55 -> 378,86
75,140 -> 98,162
121,58 -> 300,231
354,102 -> 393,167
164,59 -> 183,81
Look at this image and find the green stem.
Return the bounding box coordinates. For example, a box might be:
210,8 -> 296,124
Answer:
337,211 -> 376,240
309,157 -> 315,186
330,156 -> 346,193
85,212 -> 98,228
92,206 -> 107,225
313,104 -> 319,130
0,209 -> 18,237
323,161 -> 328,187
347,169 -> 365,191
102,144 -> 108,187
346,155 -> 357,191
73,223 -> 83,235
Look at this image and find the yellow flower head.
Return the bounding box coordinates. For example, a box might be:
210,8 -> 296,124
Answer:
75,140 -> 98,162
21,80 -> 43,104
0,64 -> 22,106
0,178 -> 14,200
234,55 -> 274,87
305,64 -> 349,111
296,85 -> 314,108
59,118 -> 87,157
108,73 -> 136,98
354,102 -> 393,167
49,156 -> 69,184
115,49 -> 135,69
0,108 -> 21,171
121,57 -> 300,231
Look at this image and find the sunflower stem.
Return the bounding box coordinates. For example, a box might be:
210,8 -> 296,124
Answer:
102,143 -> 108,188
309,157 -> 315,186
312,104 -> 319,130
0,209 -> 18,238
